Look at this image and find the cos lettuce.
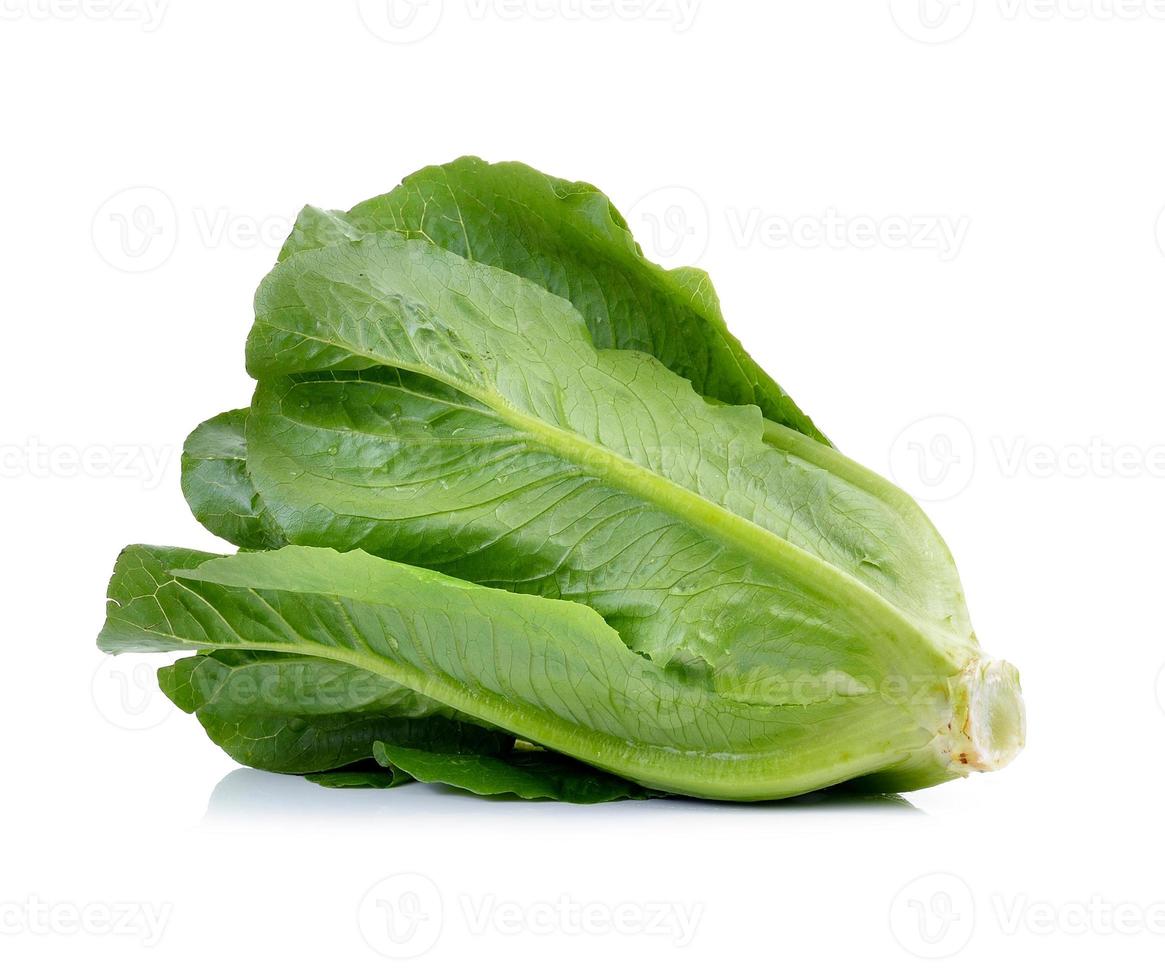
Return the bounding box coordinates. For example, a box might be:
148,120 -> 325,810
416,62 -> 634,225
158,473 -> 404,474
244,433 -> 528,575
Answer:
99,158 -> 1024,802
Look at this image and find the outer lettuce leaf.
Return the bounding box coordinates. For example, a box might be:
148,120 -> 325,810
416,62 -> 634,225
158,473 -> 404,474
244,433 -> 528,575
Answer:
371,743 -> 657,803
179,155 -> 829,552
277,155 -> 828,443
98,545 -> 957,800
243,233 -> 978,706
180,410 -> 286,550
159,649 -> 510,774
304,762 -> 414,789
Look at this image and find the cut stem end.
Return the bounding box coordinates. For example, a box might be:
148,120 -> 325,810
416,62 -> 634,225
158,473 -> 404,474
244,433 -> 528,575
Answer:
948,658 -> 1026,774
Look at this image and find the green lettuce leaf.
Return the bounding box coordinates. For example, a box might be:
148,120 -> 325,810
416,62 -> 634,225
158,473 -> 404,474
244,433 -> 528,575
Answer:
98,544 -> 1006,800
278,155 -> 828,443
304,761 -> 414,789
180,410 -> 286,551
158,649 -> 510,774
371,743 -> 657,803
179,156 -> 828,552
244,233 -> 979,700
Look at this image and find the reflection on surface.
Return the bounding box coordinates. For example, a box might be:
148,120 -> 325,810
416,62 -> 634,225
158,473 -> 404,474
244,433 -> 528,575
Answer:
204,768 -> 921,828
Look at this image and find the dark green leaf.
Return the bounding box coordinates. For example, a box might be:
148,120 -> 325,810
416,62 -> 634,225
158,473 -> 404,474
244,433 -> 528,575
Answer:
372,743 -> 656,803
181,410 -> 287,550
159,649 -> 511,774
304,761 -> 414,789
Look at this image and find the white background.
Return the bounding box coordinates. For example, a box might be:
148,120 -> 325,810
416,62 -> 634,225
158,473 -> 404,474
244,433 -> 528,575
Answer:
3,0 -> 1163,974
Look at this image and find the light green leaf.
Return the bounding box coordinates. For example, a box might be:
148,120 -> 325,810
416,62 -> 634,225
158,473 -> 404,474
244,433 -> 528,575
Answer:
98,544 -> 999,800
278,155 -> 828,443
244,233 -> 978,703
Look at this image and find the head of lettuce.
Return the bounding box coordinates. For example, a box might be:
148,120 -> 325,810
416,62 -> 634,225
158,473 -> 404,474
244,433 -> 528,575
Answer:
98,157 -> 1024,803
